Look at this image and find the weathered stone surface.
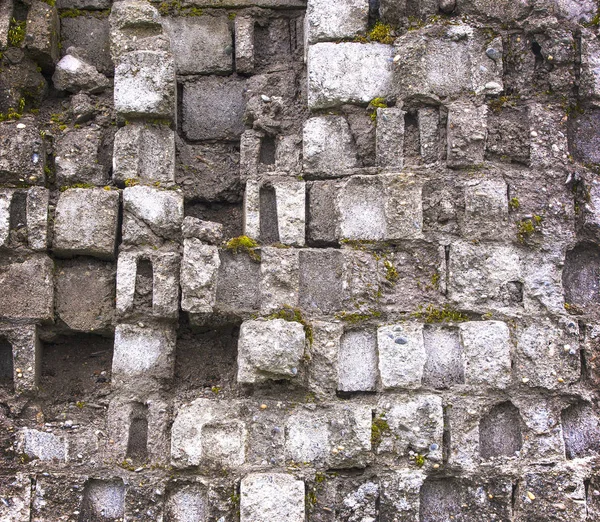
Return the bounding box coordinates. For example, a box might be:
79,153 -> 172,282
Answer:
376,107 -> 405,168
0,255 -> 54,322
306,0 -> 368,44
181,238 -> 220,314
0,323 -> 41,393
165,15 -> 232,75
19,429 -> 66,462
181,76 -> 246,140
235,16 -> 254,74
307,43 -> 394,109
338,329 -> 378,392
55,126 -> 109,186
0,118 -> 46,186
53,188 -> 120,259
113,122 -> 175,184
237,319 -> 306,383
260,247 -> 299,312
447,101 -> 488,168
52,51 -> 110,94
377,323 -> 425,390
303,115 -> 358,173
240,473 -> 305,522
24,0 -> 60,71
114,50 -> 176,120
182,217 -> 223,244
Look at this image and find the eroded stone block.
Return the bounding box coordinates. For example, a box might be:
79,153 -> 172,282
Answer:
260,247 -> 299,312
237,319 -> 306,383
235,16 -> 254,74
303,115 -> 358,174
25,0 -> 60,71
299,249 -> 344,313
376,107 -> 405,168
53,188 -> 119,259
306,0 -> 368,44
338,329 -> 377,392
164,484 -> 207,521
0,323 -> 41,394
0,118 -> 46,186
19,428 -> 66,462
447,101 -> 488,168
377,323 -> 425,390
215,250 -> 261,313
181,239 -> 220,314
307,42 -> 394,110
240,473 -> 305,522
55,126 -> 109,186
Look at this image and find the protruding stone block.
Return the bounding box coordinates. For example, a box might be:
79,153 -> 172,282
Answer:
165,484 -> 208,522
0,188 -> 49,251
25,1 -> 60,71
459,321 -> 512,389
235,16 -> 254,74
113,123 -> 175,184
116,251 -> 180,320
260,247 -> 299,312
27,187 -> 49,251
299,249 -> 344,313
52,52 -> 110,94
122,185 -> 184,246
114,50 -> 176,120
165,15 -> 232,75
171,398 -> 246,469
112,323 -> 176,387
446,101 -> 488,168
0,118 -> 46,186
377,323 -> 425,390
307,0 -> 368,43
462,178 -> 508,238
181,239 -> 220,314
338,329 -> 378,392
237,319 -> 306,383
307,42 -> 394,110
53,188 -> 120,259
240,473 -> 305,522
0,323 -> 42,394
303,115 -> 358,174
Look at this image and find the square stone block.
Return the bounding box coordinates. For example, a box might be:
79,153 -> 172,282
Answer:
237,319 -> 306,383
114,50 -> 176,120
0,118 -> 46,186
53,188 -> 120,259
377,323 -> 425,390
240,473 -> 305,522
307,0 -> 368,44
55,126 -> 108,186
303,116 -> 358,174
447,101 -> 488,169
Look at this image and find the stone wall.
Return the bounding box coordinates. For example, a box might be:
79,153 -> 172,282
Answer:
0,0 -> 600,520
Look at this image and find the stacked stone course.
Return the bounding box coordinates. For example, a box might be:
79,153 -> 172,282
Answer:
1,0 -> 600,520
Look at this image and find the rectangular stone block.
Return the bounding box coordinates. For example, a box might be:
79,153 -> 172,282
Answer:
240,473 -> 305,522
0,323 -> 41,394
113,123 -> 175,184
181,239 -> 220,314
260,247 -> 299,312
122,185 -> 184,246
299,249 -> 344,313
165,15 -> 232,75
0,0 -> 12,50
377,323 -> 425,390
0,188 -> 48,251
114,50 -> 176,120
215,250 -> 261,313
418,106 -> 441,164
55,126 -> 108,186
53,188 -> 120,260
308,42 -> 394,110
376,107 -> 405,168
182,76 -> 246,140
338,329 -> 378,392
27,187 -> 49,251
307,180 -> 339,245
235,16 -> 254,74
112,323 -> 176,388
237,319 -> 306,383
0,255 -> 54,322
303,115 -> 358,174
0,118 -> 46,186
116,251 -> 180,320
24,1 -> 60,72
307,321 -> 342,396
171,398 -> 246,469
462,178 -> 509,239
164,484 -> 208,522
307,0 -> 368,44
422,326 -> 464,389
19,428 -> 67,462
459,321 -> 512,389
447,101 -> 488,168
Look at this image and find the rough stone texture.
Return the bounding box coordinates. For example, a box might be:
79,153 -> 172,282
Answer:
181,238 -> 220,314
307,43 -> 394,109
377,323 -> 425,390
52,52 -> 110,94
240,473 -> 305,522
54,126 -> 109,186
306,0 -> 368,44
53,188 -> 120,259
0,119 -> 46,186
24,1 -> 60,72
303,115 -> 358,174
338,329 -> 378,392
237,319 -> 306,383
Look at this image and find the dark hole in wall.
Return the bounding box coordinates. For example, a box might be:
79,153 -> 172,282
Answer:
259,136 -> 277,165
561,402 -> 600,459
185,201 -> 243,240
368,0 -> 380,25
134,258 -> 154,313
254,19 -> 293,70
126,402 -> 149,463
40,334 -> 113,405
479,402 -> 523,459
175,325 -> 239,400
9,191 -> 27,245
420,479 -> 462,522
562,242 -> 600,313
79,479 -> 125,522
403,111 -> 421,163
0,337 -> 13,389
259,185 -> 279,244
422,326 -> 464,389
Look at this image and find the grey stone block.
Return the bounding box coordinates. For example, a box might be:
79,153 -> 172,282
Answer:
0,255 -> 54,322
377,323 -> 425,390
338,329 -> 378,392
181,76 -> 246,140
376,108 -> 405,169
181,217 -> 223,244
237,319 -> 306,383
113,123 -> 175,184
260,247 -> 299,313
55,126 -> 109,186
0,118 -> 46,186
53,188 -> 120,259
60,14 -> 113,76
112,323 -> 176,388
307,181 -> 339,245
299,249 -> 344,313
164,484 -> 208,522
307,42 -> 394,109
57,0 -> 111,8
0,324 -> 41,394
235,16 -> 254,74
27,187 -> 49,251
215,250 -> 261,313
52,51 -> 110,94
181,238 -> 220,314
171,398 -> 246,469
122,185 -> 184,246
114,50 -> 176,120
240,473 -> 305,522
303,116 -> 358,174
462,178 -> 509,239
307,0 -> 368,44
19,429 -> 67,462
24,0 -> 60,71
0,188 -> 48,251
165,15 -> 232,75
0,0 -> 12,49
446,101 -> 488,168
